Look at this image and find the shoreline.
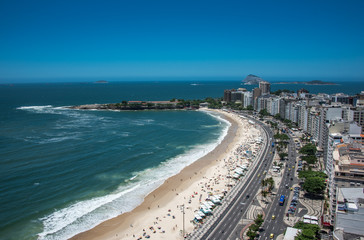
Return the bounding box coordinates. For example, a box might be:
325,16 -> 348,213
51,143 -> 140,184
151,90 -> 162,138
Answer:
71,109 -> 261,240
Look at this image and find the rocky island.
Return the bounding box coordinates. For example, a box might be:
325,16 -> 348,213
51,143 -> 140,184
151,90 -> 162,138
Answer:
274,80 -> 337,85
242,74 -> 265,85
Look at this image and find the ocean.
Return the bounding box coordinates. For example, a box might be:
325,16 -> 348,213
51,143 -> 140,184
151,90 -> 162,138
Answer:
0,80 -> 363,240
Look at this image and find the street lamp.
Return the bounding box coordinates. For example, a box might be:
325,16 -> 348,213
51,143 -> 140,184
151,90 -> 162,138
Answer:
181,204 -> 185,238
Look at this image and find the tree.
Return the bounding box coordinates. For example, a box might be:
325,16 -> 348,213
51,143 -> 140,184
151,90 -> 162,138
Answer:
246,105 -> 254,111
271,89 -> 294,96
299,143 -> 317,156
259,109 -> 269,117
300,229 -> 316,239
261,179 -> 268,188
247,229 -> 257,239
302,176 -> 326,195
279,152 -> 288,160
298,170 -> 327,180
254,214 -> 264,226
261,190 -> 268,201
294,222 -> 320,240
301,155 -> 317,165
274,113 -> 282,120
249,223 -> 259,232
266,177 -> 275,191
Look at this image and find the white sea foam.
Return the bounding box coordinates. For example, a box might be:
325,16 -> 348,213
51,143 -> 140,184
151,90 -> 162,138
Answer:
38,184 -> 142,240
129,175 -> 138,181
131,118 -> 155,126
18,105 -> 118,144
37,110 -> 230,240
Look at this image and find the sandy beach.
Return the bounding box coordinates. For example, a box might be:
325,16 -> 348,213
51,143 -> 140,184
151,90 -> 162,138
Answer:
71,109 -> 262,240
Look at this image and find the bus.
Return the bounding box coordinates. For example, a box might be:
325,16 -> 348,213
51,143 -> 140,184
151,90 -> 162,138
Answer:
279,195 -> 285,206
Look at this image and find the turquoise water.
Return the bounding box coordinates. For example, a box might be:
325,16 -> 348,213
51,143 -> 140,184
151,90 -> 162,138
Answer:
0,80 -> 363,240
0,82 -> 231,240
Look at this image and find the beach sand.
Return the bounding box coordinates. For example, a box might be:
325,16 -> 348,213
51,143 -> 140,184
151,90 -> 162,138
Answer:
71,109 -> 262,240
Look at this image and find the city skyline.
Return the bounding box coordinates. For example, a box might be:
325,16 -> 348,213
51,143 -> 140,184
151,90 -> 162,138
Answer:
1,0 -> 364,82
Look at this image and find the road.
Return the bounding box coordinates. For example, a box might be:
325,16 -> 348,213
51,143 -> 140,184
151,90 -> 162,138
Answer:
194,116 -> 306,240
197,114 -> 275,240
258,131 -> 299,239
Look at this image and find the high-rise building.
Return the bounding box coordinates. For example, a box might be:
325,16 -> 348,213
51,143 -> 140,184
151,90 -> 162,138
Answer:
223,89 -> 233,103
259,81 -> 271,95
252,88 -> 262,110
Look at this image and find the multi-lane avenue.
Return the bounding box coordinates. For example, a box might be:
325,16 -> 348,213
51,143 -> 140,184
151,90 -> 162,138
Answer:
192,114 -> 301,240
258,131 -> 298,239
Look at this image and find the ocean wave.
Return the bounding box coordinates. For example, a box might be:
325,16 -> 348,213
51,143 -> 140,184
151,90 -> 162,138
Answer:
201,124 -> 221,128
23,132 -> 81,144
37,110 -> 230,240
38,184 -> 142,240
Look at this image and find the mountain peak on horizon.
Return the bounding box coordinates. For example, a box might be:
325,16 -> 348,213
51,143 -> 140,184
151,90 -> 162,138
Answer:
242,74 -> 265,85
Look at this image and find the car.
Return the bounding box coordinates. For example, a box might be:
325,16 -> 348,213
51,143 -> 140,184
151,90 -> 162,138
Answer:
272,215 -> 275,220
290,177 -> 293,181
290,187 -> 293,191
246,194 -> 250,198
294,187 -> 300,191
270,233 -> 274,239
288,168 -> 291,171
292,166 -> 295,169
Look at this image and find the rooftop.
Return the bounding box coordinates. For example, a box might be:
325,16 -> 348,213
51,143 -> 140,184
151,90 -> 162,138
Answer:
335,188 -> 364,237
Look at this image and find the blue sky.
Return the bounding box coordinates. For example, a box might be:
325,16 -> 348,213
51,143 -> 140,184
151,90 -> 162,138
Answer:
0,0 -> 364,82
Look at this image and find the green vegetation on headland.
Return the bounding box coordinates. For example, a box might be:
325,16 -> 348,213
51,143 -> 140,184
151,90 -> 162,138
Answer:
271,89 -> 294,95
70,97 -> 224,110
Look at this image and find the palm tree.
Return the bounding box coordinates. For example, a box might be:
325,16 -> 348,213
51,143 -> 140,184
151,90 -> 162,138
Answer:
261,190 -> 269,203
261,179 -> 268,188
267,177 -> 275,192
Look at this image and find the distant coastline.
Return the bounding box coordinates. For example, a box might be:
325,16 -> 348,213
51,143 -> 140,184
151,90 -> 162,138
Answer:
273,80 -> 338,85
94,80 -> 109,83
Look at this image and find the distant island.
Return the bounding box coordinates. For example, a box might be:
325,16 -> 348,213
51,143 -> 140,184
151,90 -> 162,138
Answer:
274,80 -> 338,85
95,80 -> 109,84
242,74 -> 265,85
